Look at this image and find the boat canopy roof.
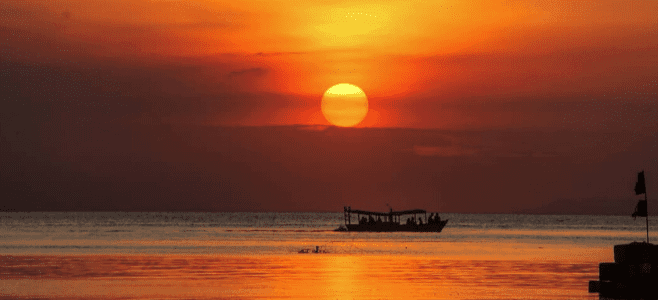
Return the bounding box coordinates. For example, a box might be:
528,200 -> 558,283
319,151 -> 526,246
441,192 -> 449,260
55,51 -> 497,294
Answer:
347,208 -> 426,216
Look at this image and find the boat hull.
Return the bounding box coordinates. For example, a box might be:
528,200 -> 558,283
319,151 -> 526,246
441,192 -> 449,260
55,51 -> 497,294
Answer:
345,220 -> 448,232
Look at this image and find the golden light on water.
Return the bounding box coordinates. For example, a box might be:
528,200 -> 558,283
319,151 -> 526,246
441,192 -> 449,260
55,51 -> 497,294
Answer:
1,252 -> 605,299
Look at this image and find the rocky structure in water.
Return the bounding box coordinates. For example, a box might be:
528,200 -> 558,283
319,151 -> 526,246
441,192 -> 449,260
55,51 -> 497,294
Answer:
589,242 -> 658,299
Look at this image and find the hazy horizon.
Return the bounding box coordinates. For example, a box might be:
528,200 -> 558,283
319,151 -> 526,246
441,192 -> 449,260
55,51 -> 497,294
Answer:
3,124 -> 656,214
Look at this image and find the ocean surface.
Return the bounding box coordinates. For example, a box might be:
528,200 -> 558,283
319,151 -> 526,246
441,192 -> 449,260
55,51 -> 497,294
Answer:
1,212 -> 657,299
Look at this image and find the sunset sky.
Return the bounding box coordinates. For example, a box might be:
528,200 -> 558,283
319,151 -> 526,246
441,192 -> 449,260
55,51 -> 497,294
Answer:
1,0 -> 657,213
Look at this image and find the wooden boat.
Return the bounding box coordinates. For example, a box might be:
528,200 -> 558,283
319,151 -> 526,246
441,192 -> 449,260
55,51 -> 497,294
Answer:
339,206 -> 448,232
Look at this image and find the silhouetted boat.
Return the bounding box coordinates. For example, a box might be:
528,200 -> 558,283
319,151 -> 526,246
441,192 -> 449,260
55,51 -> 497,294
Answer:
338,206 -> 448,232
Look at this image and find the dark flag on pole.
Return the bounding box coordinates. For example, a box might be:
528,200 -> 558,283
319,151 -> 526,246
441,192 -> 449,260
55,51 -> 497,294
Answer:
632,200 -> 648,219
631,170 -> 649,243
635,171 -> 646,195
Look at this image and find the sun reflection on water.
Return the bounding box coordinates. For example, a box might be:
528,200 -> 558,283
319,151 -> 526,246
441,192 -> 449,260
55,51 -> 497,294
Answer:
0,254 -> 602,299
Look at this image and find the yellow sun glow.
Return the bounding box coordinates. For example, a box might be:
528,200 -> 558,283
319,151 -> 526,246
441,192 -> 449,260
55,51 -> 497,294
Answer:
321,83 -> 368,127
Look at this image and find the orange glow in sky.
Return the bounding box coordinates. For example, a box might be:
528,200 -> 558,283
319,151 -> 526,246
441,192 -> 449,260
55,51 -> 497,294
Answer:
2,0 -> 658,216
3,0 -> 656,128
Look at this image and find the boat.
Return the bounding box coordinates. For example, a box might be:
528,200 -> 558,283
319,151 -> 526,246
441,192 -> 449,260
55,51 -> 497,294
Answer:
338,206 -> 448,232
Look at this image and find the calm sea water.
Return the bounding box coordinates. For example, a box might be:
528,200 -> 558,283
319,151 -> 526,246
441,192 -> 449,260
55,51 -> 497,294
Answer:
1,212 -> 656,299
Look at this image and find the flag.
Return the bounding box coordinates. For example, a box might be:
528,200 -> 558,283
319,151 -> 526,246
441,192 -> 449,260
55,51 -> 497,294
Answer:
632,200 -> 647,219
634,171 -> 646,195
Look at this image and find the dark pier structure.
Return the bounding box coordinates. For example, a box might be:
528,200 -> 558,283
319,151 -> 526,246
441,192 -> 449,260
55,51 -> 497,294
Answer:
589,242 -> 658,299
589,171 -> 656,299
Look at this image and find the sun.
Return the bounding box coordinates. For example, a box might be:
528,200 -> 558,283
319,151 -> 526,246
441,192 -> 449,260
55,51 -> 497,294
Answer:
321,83 -> 368,127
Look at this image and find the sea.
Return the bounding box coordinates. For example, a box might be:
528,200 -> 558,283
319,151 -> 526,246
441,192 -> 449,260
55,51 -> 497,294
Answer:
1,212 -> 656,300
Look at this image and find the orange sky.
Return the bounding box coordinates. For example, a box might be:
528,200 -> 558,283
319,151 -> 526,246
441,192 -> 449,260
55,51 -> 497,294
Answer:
3,0 -> 657,128
1,0 -> 657,213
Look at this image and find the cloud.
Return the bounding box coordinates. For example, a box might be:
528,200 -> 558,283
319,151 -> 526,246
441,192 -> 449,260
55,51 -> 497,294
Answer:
3,125 -> 655,212
296,125 -> 332,132
0,1 -> 247,58
254,51 -> 306,57
412,145 -> 477,157
227,67 -> 268,78
0,3 -> 37,21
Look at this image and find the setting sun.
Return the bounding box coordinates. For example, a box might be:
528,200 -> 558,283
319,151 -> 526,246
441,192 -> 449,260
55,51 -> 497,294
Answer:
321,83 -> 369,127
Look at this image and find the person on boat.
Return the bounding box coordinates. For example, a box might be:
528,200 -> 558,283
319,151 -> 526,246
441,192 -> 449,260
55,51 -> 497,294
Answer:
428,213 -> 435,224
368,215 -> 375,225
360,217 -> 367,225
376,216 -> 382,224
419,217 -> 424,225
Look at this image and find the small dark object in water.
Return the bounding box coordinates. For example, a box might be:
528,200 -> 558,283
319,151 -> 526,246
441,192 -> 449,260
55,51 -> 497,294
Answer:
298,246 -> 327,254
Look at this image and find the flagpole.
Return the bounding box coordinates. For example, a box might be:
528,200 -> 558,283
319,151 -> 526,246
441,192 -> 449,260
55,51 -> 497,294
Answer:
634,170 -> 649,243
646,187 -> 649,244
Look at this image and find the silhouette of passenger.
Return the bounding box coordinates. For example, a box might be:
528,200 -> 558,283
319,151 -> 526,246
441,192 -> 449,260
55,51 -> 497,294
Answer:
369,215 -> 375,225
377,216 -> 382,224
419,217 -> 423,225
361,217 -> 367,225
